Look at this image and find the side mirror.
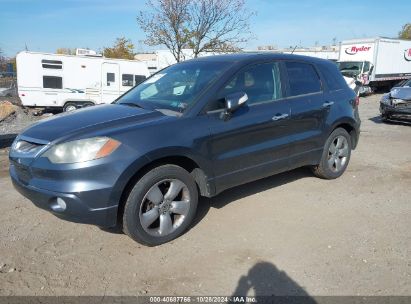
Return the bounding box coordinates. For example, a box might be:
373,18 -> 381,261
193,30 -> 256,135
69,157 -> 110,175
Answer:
221,92 -> 248,121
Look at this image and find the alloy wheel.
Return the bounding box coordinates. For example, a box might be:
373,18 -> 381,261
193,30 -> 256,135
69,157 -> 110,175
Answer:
139,179 -> 191,237
327,135 -> 349,172
65,105 -> 77,112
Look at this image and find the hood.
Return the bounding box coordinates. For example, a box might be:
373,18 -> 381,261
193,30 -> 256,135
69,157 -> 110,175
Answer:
390,87 -> 411,101
21,104 -> 168,142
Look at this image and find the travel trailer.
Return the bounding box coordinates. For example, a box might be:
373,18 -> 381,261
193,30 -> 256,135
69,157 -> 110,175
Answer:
338,37 -> 411,93
16,51 -> 151,111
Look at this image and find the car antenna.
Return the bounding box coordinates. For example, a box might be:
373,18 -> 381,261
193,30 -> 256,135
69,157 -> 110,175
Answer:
291,45 -> 298,54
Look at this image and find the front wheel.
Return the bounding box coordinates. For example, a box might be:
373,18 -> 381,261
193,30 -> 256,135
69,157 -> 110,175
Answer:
123,165 -> 198,246
312,128 -> 352,179
381,114 -> 391,122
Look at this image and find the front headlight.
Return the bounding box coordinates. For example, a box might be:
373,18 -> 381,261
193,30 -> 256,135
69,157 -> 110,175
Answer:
381,94 -> 391,105
43,137 -> 120,164
391,98 -> 405,105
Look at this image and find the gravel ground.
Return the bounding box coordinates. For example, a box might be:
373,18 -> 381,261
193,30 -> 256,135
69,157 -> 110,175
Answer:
0,96 -> 53,136
0,106 -> 43,135
0,94 -> 410,297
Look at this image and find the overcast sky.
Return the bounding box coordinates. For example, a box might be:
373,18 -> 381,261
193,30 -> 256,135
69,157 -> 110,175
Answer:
0,0 -> 410,57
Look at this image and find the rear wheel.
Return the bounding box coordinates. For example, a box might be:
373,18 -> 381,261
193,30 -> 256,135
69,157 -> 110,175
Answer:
312,128 -> 352,179
123,165 -> 198,246
83,102 -> 94,108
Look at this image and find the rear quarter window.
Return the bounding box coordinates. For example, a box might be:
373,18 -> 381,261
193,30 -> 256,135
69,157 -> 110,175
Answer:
318,63 -> 348,91
285,61 -> 322,96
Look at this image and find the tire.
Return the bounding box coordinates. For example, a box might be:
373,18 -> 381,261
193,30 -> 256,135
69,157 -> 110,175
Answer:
123,165 -> 198,246
63,102 -> 78,112
82,102 -> 94,108
381,114 -> 391,122
312,128 -> 352,179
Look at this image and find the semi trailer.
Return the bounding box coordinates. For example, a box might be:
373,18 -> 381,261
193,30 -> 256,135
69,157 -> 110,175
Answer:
338,37 -> 411,94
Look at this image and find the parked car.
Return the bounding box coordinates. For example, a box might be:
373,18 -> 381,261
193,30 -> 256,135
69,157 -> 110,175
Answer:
380,78 -> 411,121
9,53 -> 361,246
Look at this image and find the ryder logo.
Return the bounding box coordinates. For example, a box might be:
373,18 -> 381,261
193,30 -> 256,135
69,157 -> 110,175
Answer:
405,48 -> 411,61
345,46 -> 371,55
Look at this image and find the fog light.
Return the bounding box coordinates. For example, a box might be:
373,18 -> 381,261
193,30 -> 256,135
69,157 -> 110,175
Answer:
50,197 -> 67,212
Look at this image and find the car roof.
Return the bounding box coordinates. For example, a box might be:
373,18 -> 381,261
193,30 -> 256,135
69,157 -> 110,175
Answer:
182,52 -> 331,66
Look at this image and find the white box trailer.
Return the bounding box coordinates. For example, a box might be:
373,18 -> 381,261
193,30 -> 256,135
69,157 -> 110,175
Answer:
16,51 -> 151,111
338,37 -> 411,93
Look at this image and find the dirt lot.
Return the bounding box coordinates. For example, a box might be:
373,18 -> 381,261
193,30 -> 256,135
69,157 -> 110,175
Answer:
0,94 -> 410,297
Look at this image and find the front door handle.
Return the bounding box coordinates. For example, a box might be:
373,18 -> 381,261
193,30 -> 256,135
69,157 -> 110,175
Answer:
272,113 -> 289,121
323,101 -> 334,107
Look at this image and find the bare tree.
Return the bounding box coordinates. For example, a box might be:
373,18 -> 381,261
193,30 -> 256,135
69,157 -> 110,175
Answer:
137,0 -> 191,62
187,0 -> 254,57
137,0 -> 254,62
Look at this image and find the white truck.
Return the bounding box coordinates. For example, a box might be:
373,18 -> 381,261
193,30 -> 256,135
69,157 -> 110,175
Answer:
16,51 -> 151,111
338,37 -> 411,93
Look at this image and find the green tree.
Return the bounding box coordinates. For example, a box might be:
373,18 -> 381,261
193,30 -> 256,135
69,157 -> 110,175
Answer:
103,37 -> 135,60
399,23 -> 411,39
56,48 -> 76,55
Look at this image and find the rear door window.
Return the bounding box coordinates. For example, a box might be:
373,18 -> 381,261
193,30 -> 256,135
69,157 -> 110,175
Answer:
285,62 -> 322,96
318,63 -> 347,91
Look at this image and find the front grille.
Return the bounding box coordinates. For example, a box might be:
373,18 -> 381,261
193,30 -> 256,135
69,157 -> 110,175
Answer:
13,140 -> 45,154
14,140 -> 42,152
395,103 -> 411,108
12,161 -> 31,184
10,138 -> 48,184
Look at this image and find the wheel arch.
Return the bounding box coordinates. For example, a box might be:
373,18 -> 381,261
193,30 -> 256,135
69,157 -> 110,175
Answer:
329,119 -> 359,149
114,153 -> 212,227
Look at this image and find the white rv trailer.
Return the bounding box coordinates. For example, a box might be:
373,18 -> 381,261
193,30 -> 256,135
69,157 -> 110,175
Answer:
338,37 -> 411,93
16,51 -> 151,111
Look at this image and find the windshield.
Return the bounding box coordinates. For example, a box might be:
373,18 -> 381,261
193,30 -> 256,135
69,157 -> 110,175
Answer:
402,79 -> 411,87
337,61 -> 363,77
116,60 -> 232,113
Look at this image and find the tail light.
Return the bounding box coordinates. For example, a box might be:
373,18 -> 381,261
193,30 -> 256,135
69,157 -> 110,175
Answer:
355,96 -> 360,106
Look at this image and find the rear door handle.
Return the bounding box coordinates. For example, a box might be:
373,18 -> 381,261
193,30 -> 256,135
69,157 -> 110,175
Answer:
272,113 -> 289,121
323,101 -> 334,107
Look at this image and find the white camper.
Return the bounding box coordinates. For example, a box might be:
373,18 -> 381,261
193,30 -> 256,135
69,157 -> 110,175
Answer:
16,51 -> 151,111
338,37 -> 411,93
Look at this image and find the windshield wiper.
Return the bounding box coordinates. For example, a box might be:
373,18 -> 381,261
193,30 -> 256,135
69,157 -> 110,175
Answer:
118,102 -> 144,109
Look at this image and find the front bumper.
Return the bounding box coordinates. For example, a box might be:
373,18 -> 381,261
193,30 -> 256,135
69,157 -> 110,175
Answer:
10,162 -> 119,228
380,102 -> 411,116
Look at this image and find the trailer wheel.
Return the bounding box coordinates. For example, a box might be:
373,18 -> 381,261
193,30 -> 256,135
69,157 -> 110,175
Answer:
63,102 -> 78,112
83,102 -> 95,108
